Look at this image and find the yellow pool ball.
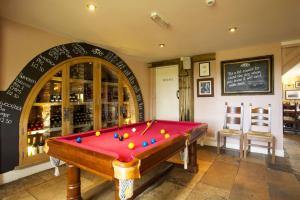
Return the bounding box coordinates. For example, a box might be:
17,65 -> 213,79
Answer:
95,131 -> 101,136
164,133 -> 170,139
123,133 -> 129,139
160,129 -> 166,134
146,121 -> 151,126
128,142 -> 135,150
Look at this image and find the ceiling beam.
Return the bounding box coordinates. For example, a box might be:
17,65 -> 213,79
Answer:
149,58 -> 181,68
149,53 -> 216,68
191,53 -> 216,63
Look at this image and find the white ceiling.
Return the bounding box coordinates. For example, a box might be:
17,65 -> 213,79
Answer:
1,0 -> 300,62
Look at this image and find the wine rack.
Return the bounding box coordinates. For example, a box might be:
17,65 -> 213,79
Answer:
22,59 -> 138,166
50,106 -> 62,128
26,71 -> 63,157
101,66 -> 119,128
69,63 -> 94,133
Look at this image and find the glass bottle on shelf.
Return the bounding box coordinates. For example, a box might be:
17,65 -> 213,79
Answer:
69,63 -> 94,133
31,137 -> 38,156
50,106 -> 62,129
38,136 -> 45,154
27,138 -> 32,156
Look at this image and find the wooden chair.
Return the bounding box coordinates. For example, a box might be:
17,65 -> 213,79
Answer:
217,102 -> 244,158
244,104 -> 275,163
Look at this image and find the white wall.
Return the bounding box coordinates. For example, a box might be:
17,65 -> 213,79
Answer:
0,18 -> 150,121
194,43 -> 283,156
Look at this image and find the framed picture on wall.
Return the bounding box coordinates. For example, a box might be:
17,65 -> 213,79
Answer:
221,55 -> 273,95
295,81 -> 300,88
199,62 -> 210,77
285,90 -> 300,100
197,78 -> 214,97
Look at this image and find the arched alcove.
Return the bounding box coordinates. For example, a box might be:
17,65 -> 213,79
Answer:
0,42 -> 144,173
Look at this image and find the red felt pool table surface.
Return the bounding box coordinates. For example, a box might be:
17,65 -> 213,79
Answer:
55,120 -> 205,162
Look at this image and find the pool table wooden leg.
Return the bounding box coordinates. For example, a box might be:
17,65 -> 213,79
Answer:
67,164 -> 82,200
187,141 -> 199,173
114,179 -> 121,200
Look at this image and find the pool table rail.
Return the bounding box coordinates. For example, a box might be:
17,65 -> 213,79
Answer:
45,138 -> 116,180
185,123 -> 208,143
45,123 -> 208,179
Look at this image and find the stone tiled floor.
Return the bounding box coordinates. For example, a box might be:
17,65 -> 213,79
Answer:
1,134 -> 300,200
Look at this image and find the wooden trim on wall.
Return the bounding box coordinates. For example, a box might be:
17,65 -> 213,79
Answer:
149,53 -> 216,68
191,53 -> 216,63
93,62 -> 100,130
149,58 -> 180,68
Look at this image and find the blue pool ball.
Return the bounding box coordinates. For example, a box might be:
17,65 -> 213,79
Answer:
76,137 -> 82,143
114,133 -> 119,138
151,138 -> 156,144
142,141 -> 148,147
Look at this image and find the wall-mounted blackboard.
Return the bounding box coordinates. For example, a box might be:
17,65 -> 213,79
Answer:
221,55 -> 274,95
0,42 -> 145,173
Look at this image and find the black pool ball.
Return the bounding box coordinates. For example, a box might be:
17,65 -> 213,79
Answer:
119,135 -> 124,141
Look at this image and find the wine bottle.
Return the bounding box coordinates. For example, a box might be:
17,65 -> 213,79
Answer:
57,95 -> 62,102
27,138 -> 32,156
36,96 -> 41,103
38,136 -> 45,154
29,122 -> 34,131
50,117 -> 55,128
35,121 -> 41,130
52,94 -> 57,102
50,95 -> 55,102
32,137 -> 38,156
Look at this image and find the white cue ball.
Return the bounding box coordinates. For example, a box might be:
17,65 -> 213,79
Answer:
132,128 -> 136,132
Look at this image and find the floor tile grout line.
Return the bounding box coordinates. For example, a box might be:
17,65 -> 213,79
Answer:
227,157 -> 242,199
25,188 -> 39,200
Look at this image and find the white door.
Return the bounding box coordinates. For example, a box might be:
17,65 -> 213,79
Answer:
156,65 -> 179,120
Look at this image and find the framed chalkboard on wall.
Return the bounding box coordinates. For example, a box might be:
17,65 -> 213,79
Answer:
221,55 -> 274,95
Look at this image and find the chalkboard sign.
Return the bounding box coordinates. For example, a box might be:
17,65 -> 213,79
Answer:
221,55 -> 274,95
0,42 -> 145,173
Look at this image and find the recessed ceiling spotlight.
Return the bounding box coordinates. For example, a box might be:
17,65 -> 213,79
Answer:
159,44 -> 165,48
87,4 -> 96,11
229,27 -> 237,33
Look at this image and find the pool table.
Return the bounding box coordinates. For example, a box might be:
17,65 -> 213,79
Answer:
45,120 -> 207,200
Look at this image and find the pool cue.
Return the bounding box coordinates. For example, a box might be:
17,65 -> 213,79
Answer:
141,119 -> 156,135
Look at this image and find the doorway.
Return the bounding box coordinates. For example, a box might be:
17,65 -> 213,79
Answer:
281,43 -> 300,174
155,65 -> 179,120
